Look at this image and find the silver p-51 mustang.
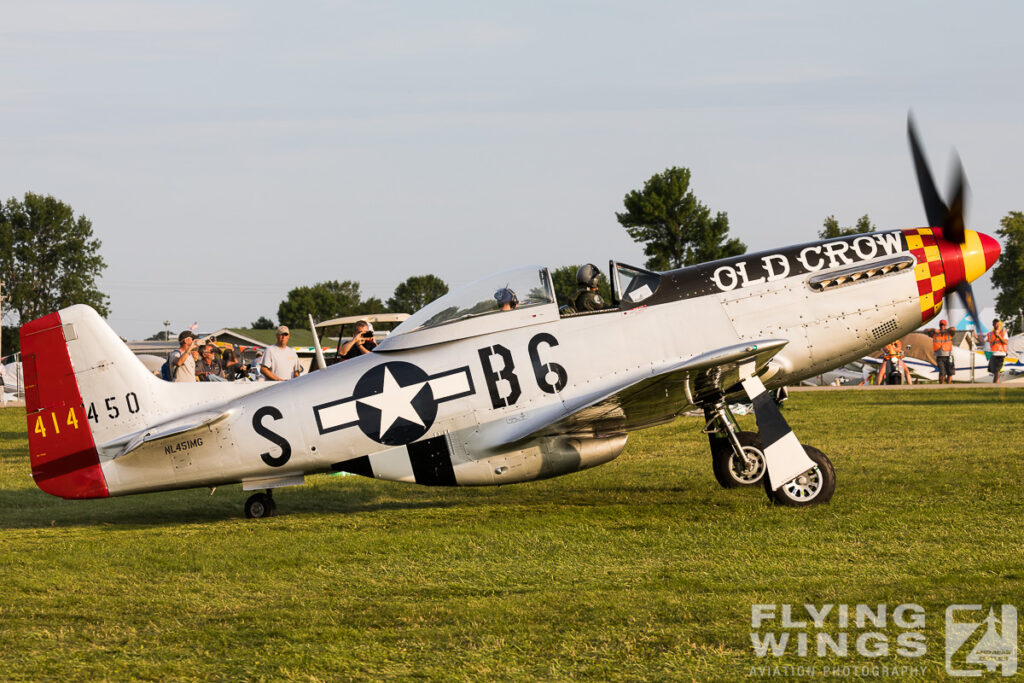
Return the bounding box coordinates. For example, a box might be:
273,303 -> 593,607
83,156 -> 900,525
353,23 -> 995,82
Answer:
20,120 -> 1001,517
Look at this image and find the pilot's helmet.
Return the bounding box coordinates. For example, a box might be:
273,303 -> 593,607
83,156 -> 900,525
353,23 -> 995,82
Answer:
494,287 -> 518,309
576,263 -> 601,288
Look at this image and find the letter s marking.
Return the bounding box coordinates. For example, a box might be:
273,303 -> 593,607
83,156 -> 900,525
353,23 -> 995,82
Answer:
253,406 -> 291,467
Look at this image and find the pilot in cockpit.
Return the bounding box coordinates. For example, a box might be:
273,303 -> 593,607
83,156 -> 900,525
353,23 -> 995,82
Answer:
571,263 -> 608,312
494,287 -> 518,311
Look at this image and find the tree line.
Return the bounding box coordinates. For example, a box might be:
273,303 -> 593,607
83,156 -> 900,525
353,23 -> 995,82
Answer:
4,177 -> 1024,352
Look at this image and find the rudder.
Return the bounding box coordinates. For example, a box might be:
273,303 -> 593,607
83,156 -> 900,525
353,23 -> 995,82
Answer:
21,310 -> 108,499
21,305 -> 261,499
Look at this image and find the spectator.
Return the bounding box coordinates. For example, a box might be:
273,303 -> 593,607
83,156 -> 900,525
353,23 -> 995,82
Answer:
338,320 -> 378,361
168,331 -> 198,382
196,344 -> 227,382
221,348 -> 249,381
261,326 -> 302,381
878,339 -> 912,385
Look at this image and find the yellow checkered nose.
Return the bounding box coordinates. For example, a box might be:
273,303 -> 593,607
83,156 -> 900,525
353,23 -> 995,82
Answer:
903,228 -> 1001,322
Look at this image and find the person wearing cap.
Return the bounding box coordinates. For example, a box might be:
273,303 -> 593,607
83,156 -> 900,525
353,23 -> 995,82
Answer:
168,330 -> 198,383
338,320 -> 378,361
927,319 -> 955,384
260,325 -> 302,381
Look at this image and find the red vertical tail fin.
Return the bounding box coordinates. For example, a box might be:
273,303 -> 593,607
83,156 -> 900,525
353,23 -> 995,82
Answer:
20,311 -> 108,499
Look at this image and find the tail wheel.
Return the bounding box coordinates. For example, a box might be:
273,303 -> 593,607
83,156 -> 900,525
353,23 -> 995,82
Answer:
244,492 -> 277,519
712,431 -> 766,488
765,445 -> 835,507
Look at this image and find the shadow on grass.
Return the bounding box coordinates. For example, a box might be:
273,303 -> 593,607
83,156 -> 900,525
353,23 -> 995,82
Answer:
0,428 -> 26,442
0,478 -> 703,530
0,486 -> 462,530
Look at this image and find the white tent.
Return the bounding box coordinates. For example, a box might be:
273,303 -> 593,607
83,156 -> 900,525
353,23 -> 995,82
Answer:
2,361 -> 24,403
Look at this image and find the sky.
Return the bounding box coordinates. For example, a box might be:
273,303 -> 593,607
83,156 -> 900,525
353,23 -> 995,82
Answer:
2,1 -> 1022,340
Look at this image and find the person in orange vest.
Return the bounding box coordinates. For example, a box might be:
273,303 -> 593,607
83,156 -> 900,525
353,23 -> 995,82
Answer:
878,339 -> 913,385
987,318 -> 1009,383
927,319 -> 955,384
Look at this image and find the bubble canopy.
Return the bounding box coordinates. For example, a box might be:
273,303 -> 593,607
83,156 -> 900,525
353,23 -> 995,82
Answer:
375,266 -> 558,350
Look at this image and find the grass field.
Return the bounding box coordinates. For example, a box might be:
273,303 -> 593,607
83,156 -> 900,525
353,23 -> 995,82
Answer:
1,388 -> 1022,681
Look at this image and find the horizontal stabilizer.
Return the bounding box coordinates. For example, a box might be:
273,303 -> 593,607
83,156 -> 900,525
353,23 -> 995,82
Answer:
101,409 -> 234,459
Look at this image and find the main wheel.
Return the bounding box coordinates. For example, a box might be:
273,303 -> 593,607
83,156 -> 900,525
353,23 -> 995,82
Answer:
712,431 -> 766,488
764,445 -> 835,507
244,492 -> 277,519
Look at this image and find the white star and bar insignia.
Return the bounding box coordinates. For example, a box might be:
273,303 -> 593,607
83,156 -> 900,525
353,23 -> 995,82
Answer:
313,361 -> 475,446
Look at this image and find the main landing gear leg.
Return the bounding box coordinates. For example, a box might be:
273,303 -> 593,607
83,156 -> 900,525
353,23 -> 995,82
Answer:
244,489 -> 278,519
703,403 -> 766,488
739,375 -> 836,507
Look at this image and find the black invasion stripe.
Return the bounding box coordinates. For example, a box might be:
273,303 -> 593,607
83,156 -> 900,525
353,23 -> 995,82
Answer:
408,435 -> 456,486
331,455 -> 374,478
32,447 -> 102,483
750,391 -> 791,450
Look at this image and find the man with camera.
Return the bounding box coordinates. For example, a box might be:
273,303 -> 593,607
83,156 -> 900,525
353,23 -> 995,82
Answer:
168,330 -> 199,382
338,320 -> 378,361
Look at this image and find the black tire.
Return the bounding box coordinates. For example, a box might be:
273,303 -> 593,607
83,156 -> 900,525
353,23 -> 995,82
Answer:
244,493 -> 276,519
712,431 -> 766,488
764,445 -> 835,507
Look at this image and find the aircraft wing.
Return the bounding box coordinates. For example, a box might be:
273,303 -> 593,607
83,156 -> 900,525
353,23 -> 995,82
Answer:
490,339 -> 788,447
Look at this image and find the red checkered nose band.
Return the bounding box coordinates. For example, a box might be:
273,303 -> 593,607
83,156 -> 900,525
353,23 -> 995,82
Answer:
903,228 -> 1001,323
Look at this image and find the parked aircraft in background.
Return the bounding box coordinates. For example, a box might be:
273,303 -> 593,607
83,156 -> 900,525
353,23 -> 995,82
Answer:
19,117 -> 1002,517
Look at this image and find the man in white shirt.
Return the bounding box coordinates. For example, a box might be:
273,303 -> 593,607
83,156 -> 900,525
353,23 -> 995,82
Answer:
168,331 -> 198,382
261,325 -> 302,381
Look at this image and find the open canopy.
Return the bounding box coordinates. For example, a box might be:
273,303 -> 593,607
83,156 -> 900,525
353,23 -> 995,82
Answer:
376,266 -> 558,351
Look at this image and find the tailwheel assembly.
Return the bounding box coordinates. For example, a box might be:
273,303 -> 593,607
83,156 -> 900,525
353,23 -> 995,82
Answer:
244,490 -> 277,519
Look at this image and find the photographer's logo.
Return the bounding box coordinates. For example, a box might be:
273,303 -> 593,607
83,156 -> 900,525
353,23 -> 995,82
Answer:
945,605 -> 1017,677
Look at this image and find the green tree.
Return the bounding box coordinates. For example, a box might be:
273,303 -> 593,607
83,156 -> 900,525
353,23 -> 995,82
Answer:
251,316 -> 276,329
616,167 -> 745,271
992,211 -> 1024,327
277,280 -> 364,329
819,214 -> 875,239
387,274 -> 448,313
357,296 -> 388,315
550,265 -> 612,305
1,327 -> 18,358
0,193 -> 109,326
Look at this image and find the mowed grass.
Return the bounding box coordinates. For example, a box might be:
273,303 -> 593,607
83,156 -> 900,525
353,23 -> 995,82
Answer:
1,389 -> 1022,681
